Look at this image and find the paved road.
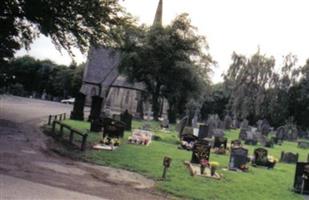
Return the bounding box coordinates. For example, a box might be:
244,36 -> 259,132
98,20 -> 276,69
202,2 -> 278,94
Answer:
0,95 -> 168,200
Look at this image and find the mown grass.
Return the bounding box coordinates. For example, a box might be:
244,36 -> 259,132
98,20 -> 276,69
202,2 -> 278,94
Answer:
49,119 -> 308,200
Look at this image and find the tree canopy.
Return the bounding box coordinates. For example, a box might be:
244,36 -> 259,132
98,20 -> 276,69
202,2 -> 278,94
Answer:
1,0 -> 130,63
119,13 -> 214,121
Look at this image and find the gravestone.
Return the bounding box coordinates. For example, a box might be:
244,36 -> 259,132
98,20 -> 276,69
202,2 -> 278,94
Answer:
261,119 -> 271,136
120,110 -> 132,131
256,120 -> 263,132
229,147 -> 249,171
231,139 -> 242,148
259,135 -> 274,148
293,162 -> 309,194
298,141 -> 309,149
276,126 -> 286,142
102,118 -> 126,139
217,120 -> 225,129
160,117 -> 169,129
176,116 -> 188,137
192,112 -> 199,128
239,119 -> 249,140
198,124 -> 209,139
280,151 -> 299,164
224,115 -> 233,129
191,140 -> 211,164
244,127 -> 258,145
232,118 -> 240,129
213,129 -> 225,138
207,116 -> 217,137
252,148 -> 275,168
214,137 -> 228,149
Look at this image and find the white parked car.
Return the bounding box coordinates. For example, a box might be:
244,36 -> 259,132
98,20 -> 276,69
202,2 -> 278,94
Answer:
61,98 -> 75,104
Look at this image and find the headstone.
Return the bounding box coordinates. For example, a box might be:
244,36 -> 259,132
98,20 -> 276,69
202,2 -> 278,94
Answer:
293,162 -> 309,194
231,139 -> 242,148
191,140 -> 211,164
252,148 -> 275,168
229,147 -> 249,171
244,127 -> 258,145
276,126 -> 286,142
198,124 -> 209,139
102,118 -> 126,139
160,117 -> 169,129
239,119 -> 249,140
232,118 -> 240,129
261,119 -> 271,136
280,151 -> 299,164
224,115 -> 233,129
207,116 -> 217,137
214,137 -> 227,149
176,116 -> 188,137
192,112 -> 199,128
213,129 -> 225,138
217,120 -> 225,129
298,141 -> 309,149
120,110 -> 132,131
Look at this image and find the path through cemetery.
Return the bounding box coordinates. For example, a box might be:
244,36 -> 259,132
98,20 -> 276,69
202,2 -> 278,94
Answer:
0,95 -> 167,200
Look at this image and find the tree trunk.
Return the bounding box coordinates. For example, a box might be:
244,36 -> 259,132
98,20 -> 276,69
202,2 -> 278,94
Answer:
152,84 -> 161,121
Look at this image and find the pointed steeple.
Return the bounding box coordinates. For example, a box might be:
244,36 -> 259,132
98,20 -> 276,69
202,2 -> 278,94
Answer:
153,0 -> 163,26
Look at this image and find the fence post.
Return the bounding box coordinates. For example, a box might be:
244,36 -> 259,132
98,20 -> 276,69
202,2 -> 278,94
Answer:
81,133 -> 88,151
60,124 -> 64,137
69,130 -> 74,143
59,114 -> 63,121
63,113 -> 66,120
48,115 -> 52,125
52,121 -> 56,134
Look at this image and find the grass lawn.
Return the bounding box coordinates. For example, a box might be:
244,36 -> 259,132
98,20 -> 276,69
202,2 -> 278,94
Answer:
48,119 -> 308,200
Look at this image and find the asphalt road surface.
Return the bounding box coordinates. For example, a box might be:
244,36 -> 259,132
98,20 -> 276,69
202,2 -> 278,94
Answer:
0,95 -> 168,200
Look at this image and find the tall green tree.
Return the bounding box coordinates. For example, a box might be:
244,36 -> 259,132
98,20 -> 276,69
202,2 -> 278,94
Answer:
224,50 -> 275,123
1,0 -> 130,63
119,14 -> 214,121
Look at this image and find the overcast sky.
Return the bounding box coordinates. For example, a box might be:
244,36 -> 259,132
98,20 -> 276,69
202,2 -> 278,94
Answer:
16,0 -> 309,83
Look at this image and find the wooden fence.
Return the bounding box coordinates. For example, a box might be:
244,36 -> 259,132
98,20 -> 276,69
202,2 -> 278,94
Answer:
51,120 -> 88,151
48,113 -> 67,125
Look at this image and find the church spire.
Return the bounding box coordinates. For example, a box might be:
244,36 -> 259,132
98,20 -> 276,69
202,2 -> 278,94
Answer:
153,0 -> 163,26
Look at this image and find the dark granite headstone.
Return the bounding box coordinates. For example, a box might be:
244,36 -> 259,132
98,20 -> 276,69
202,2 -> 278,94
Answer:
214,137 -> 227,149
280,151 -> 299,164
191,140 -> 211,164
120,110 -> 132,131
198,124 -> 209,139
229,147 -> 249,171
70,93 -> 85,120
293,162 -> 309,194
252,148 -> 275,168
102,118 -> 126,138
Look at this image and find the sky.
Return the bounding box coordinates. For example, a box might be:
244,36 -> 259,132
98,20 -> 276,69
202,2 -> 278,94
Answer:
15,0 -> 309,83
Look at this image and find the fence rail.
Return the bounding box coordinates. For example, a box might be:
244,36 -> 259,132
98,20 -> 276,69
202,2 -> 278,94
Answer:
48,113 -> 67,125
51,120 -> 88,151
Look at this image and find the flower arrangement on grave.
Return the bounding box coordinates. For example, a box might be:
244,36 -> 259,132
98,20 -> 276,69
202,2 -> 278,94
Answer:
200,159 -> 209,174
209,161 -> 220,176
267,155 -> 278,163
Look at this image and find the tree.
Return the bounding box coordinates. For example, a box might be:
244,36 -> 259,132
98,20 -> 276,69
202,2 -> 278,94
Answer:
224,50 -> 275,123
119,14 -> 214,121
1,0 -> 130,63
